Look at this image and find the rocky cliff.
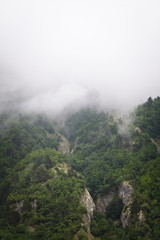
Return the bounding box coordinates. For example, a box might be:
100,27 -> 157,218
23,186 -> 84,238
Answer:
118,181 -> 133,228
96,191 -> 115,214
80,188 -> 95,233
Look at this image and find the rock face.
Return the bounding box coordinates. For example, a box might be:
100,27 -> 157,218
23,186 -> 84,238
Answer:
95,181 -> 134,229
31,199 -> 37,210
137,210 -> 146,222
120,206 -> 132,229
135,127 -> 142,134
57,162 -> 69,174
119,181 -> 133,205
96,192 -> 115,214
52,162 -> 70,176
81,188 -> 95,233
118,181 -> 133,228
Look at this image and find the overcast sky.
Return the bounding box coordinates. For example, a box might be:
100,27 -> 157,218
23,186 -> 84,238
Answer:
0,0 -> 160,114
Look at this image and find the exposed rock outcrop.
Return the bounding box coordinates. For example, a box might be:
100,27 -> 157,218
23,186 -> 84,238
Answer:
120,206 -> 132,228
119,181 -> 133,205
31,199 -> 37,210
52,162 -> 70,176
96,191 -> 115,214
81,188 -> 95,233
28,226 -> 35,232
95,181 -> 134,229
57,162 -> 69,174
137,210 -> 146,222
135,127 -> 142,134
118,181 -> 133,228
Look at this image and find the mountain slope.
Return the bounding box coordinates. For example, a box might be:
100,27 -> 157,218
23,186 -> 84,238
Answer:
0,149 -> 86,240
0,113 -> 61,181
0,97 -> 160,239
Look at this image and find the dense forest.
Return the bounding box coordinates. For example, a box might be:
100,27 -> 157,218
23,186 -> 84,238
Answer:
0,96 -> 160,240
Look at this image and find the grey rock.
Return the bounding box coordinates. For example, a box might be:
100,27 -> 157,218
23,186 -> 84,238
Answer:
121,206 -> 131,228
96,192 -> 115,214
118,181 -> 133,228
81,188 -> 95,233
31,199 -> 37,210
119,181 -> 133,205
137,210 -> 146,222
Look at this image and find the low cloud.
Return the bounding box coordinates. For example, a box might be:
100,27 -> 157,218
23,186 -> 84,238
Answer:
0,0 -> 160,114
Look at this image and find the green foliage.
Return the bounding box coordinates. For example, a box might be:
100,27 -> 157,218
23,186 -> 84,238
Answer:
0,114 -> 60,181
76,229 -> 90,240
106,196 -> 123,220
133,156 -> 160,240
64,109 -> 128,197
134,96 -> 160,139
91,211 -> 128,240
1,97 -> 160,240
62,108 -> 116,144
62,103 -> 160,239
0,149 -> 85,240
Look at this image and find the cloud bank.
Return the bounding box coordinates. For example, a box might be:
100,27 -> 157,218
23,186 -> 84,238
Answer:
0,0 -> 160,114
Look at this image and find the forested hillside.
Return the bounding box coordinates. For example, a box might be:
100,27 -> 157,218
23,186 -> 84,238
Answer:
0,114 -> 60,181
0,97 -> 160,240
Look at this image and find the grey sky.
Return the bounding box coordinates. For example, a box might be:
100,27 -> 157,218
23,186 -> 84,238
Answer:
0,0 -> 160,113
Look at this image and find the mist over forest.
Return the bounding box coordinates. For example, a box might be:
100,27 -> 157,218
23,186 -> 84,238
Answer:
0,1 -> 160,240
0,0 -> 160,115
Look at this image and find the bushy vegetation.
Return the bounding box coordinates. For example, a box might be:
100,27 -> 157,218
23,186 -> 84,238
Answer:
0,149 -> 85,240
0,114 -> 60,181
134,96 -> 160,138
62,99 -> 160,239
0,97 -> 160,239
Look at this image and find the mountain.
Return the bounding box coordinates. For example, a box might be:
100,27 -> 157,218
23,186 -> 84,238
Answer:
0,97 -> 160,240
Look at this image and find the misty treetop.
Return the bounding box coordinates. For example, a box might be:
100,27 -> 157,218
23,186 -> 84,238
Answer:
0,97 -> 160,239
134,96 -> 160,138
1,1 -> 160,114
1,0 -> 160,239
0,114 -> 60,181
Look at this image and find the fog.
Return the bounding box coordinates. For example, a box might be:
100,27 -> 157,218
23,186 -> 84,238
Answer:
0,0 -> 160,114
